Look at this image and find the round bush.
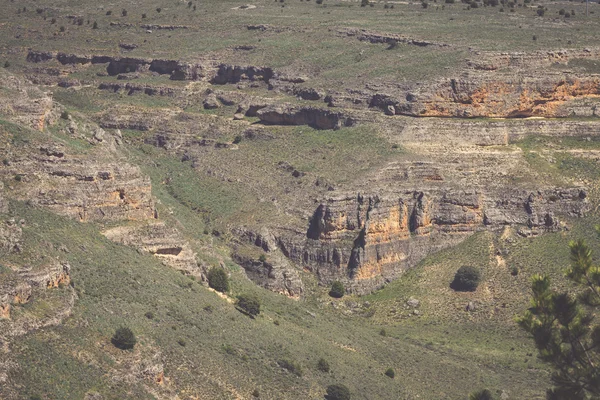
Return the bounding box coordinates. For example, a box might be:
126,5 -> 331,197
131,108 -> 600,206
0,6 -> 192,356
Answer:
317,358 -> 330,373
450,266 -> 481,292
329,281 -> 345,298
111,327 -> 136,350
469,389 -> 493,400
237,294 -> 261,316
326,384 -> 351,400
385,367 -> 395,378
207,267 -> 229,293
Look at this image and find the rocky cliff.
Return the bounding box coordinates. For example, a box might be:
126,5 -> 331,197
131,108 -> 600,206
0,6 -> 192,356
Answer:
263,187 -> 588,294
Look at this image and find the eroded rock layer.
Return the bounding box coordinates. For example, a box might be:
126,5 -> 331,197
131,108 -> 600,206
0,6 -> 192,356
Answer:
271,187 -> 587,294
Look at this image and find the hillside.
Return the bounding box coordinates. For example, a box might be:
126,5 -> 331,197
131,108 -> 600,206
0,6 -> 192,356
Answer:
1,0 -> 600,398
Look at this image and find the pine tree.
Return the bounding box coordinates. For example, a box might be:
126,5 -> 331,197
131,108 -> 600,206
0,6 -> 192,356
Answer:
517,226 -> 600,399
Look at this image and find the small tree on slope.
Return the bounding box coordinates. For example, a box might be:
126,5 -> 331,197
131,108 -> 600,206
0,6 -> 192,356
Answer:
517,226 -> 600,399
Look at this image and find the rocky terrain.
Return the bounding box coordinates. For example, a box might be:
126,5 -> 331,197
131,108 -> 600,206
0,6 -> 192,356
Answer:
9,44 -> 598,298
2,0 -> 600,398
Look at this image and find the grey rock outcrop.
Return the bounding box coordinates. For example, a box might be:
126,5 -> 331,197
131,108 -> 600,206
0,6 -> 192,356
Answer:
257,104 -> 355,130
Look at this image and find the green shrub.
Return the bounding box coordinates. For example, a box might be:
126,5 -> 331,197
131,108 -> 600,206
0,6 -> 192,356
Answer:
329,281 -> 345,298
278,358 -> 303,376
385,367 -> 395,378
237,294 -> 261,316
106,10 -> 112,15
379,328 -> 387,337
469,389 -> 493,400
317,357 -> 330,372
92,21 -> 98,29
177,338 -> 186,347
232,135 -> 242,144
121,8 -> 127,16
450,266 -> 481,292
111,327 -> 136,350
361,0 -> 369,6
145,311 -> 154,319
259,254 -> 267,262
3,61 -> 10,68
207,267 -> 229,293
325,384 -> 351,400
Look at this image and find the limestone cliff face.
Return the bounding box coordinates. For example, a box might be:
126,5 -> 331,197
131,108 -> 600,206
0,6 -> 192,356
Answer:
234,228 -> 304,297
102,222 -> 200,276
0,261 -> 72,323
3,146 -> 156,222
0,69 -> 59,131
403,75 -> 600,118
466,49 -> 600,71
0,219 -> 21,253
256,104 -> 355,130
271,187 -> 587,294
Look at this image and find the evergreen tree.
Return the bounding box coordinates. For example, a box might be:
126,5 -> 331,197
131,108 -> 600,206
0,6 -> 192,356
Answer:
111,327 -> 137,350
517,226 -> 600,399
237,294 -> 261,317
329,281 -> 345,298
207,267 -> 229,293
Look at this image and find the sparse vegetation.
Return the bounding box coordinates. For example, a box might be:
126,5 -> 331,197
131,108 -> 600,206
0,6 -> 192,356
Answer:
4,0 -> 600,398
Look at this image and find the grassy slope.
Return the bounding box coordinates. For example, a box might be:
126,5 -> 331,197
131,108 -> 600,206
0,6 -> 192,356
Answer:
3,0 -> 600,86
4,199 -> 561,400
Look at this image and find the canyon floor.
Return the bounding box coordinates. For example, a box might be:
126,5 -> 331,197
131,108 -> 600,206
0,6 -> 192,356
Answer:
1,0 -> 600,399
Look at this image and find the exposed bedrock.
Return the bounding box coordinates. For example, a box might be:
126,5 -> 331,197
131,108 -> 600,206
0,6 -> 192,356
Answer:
4,151 -> 156,222
210,64 -> 274,85
0,261 -> 72,327
245,187 -> 587,295
256,104 -> 355,130
233,228 -> 304,297
364,74 -> 600,118
102,222 -> 200,276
